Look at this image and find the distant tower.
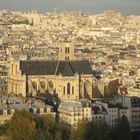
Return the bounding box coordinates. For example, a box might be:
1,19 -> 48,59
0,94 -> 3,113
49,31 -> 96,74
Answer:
54,7 -> 57,13
58,41 -> 75,60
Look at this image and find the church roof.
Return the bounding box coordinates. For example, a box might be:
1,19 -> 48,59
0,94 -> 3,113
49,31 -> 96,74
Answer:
20,60 -> 93,76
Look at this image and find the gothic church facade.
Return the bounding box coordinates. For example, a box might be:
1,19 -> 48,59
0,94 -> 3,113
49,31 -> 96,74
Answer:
8,42 -> 94,100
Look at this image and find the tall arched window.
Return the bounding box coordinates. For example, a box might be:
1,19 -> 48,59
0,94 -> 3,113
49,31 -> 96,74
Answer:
65,47 -> 67,53
48,81 -> 53,89
11,64 -> 13,75
72,86 -> 74,94
40,81 -> 45,89
67,47 -> 70,54
67,83 -> 70,95
32,81 -> 37,90
15,65 -> 17,76
63,87 -> 65,95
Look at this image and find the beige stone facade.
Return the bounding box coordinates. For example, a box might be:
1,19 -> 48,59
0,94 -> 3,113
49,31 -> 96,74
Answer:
8,58 -> 26,97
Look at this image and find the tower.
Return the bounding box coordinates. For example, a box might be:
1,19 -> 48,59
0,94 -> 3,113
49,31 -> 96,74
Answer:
58,41 -> 75,60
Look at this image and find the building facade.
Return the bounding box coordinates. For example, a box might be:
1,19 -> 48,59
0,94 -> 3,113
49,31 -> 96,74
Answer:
59,100 -> 92,127
8,42 -> 94,100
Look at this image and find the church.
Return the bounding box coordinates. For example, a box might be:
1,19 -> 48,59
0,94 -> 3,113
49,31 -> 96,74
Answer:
8,41 -> 94,100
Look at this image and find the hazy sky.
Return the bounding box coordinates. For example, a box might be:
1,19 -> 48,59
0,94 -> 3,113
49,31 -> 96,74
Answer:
0,0 -> 140,15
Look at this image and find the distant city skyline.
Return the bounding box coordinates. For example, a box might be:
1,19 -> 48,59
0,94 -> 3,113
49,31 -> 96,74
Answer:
0,0 -> 140,15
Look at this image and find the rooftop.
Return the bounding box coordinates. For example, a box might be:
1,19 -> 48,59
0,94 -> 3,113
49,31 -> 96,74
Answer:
20,60 -> 93,76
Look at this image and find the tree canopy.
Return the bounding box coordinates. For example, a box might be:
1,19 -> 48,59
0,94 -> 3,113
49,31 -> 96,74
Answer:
117,115 -> 132,140
7,109 -> 36,140
0,110 -> 136,140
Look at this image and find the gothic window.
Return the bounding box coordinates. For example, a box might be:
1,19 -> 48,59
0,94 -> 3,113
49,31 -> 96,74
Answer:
67,47 -> 70,54
40,81 -> 45,89
11,64 -> 13,75
63,87 -> 65,95
11,83 -> 13,92
72,86 -> 74,94
15,65 -> 17,75
32,81 -> 37,90
65,47 -> 67,53
48,81 -> 53,89
67,83 -> 70,95
65,47 -> 70,54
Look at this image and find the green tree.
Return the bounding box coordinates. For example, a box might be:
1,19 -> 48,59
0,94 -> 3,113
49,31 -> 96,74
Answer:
0,122 -> 9,136
7,109 -> 36,140
35,114 -> 62,140
33,129 -> 50,140
85,121 -> 110,140
117,115 -> 132,140
81,48 -> 92,53
69,121 -> 86,140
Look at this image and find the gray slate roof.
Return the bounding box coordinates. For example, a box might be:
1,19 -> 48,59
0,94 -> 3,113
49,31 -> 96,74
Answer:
20,60 -> 93,76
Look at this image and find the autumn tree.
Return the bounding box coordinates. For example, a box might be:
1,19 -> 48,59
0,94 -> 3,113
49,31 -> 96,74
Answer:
34,114 -> 62,140
7,109 -> 36,140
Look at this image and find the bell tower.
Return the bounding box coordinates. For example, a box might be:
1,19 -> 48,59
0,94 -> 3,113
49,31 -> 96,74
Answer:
58,41 -> 74,60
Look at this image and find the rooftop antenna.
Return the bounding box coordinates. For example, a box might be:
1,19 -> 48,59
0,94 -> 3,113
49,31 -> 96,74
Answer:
53,3 -> 57,13
53,3 -> 58,18
54,7 -> 57,13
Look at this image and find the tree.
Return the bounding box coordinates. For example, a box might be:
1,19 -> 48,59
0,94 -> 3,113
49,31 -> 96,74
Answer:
34,114 -> 62,140
85,121 -> 110,140
69,121 -> 86,140
7,109 -> 36,140
117,115 -> 132,140
0,122 -> 9,136
81,48 -> 92,53
61,123 -> 70,140
33,129 -> 51,140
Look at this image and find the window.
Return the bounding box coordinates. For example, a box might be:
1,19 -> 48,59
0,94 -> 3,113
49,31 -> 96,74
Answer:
63,87 -> 65,95
67,83 -> 70,95
40,81 -> 45,89
72,86 -> 74,94
65,56 -> 69,60
15,65 -> 17,75
32,81 -> 37,89
48,81 -> 53,89
11,83 -> 13,92
67,47 -> 70,54
65,47 -> 67,53
16,84 -> 18,93
65,47 -> 69,54
11,64 -> 13,75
